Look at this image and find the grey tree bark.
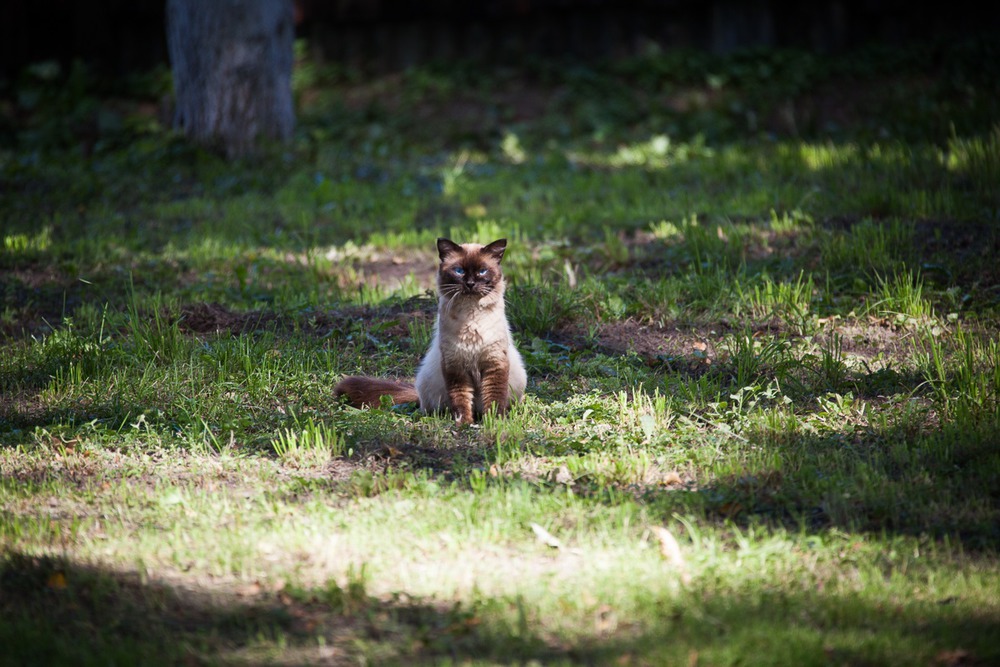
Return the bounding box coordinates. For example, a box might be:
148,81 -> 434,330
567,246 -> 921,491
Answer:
166,0 -> 295,158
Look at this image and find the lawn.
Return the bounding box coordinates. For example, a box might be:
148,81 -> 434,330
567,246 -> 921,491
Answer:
1,37 -> 999,665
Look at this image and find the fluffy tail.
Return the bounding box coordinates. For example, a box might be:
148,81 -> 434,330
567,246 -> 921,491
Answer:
334,376 -> 419,408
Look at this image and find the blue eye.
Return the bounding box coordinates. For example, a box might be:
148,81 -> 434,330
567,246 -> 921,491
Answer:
478,268 -> 489,276
453,267 -> 465,276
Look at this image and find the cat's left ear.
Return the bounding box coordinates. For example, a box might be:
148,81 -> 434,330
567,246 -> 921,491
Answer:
483,238 -> 507,263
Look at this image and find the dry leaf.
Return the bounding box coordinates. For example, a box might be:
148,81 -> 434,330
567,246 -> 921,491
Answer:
552,465 -> 573,485
46,572 -> 67,590
650,526 -> 691,584
235,582 -> 262,597
651,526 -> 684,566
530,522 -> 562,549
661,470 -> 683,486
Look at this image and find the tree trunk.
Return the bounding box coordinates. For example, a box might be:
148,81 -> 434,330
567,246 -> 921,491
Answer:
166,0 -> 294,158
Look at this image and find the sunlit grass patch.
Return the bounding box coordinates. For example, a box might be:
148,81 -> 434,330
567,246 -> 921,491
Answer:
271,413 -> 345,464
2,226 -> 52,258
946,124 -> 1000,203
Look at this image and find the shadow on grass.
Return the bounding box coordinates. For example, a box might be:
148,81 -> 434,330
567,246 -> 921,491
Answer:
2,549 -> 997,666
632,415 -> 1000,553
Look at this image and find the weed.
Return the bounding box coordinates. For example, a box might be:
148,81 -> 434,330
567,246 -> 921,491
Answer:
736,271 -> 815,334
271,414 -> 343,464
506,279 -> 574,339
720,330 -> 792,389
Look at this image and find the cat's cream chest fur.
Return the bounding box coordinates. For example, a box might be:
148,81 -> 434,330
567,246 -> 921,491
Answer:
415,293 -> 527,412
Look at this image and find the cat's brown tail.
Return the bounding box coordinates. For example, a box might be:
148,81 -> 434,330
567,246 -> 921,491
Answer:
334,376 -> 419,408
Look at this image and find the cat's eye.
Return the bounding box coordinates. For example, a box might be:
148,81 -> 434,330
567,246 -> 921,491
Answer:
453,267 -> 465,276
477,268 -> 489,276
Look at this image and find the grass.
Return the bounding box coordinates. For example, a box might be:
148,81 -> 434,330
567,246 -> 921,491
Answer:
2,36 -> 1000,665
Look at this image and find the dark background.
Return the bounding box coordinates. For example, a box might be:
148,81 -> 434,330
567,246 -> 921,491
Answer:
4,0 -> 1000,80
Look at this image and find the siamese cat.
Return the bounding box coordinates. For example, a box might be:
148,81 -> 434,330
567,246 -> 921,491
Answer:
335,238 -> 527,424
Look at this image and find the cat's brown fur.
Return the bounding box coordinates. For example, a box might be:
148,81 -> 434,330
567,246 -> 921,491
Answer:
332,376 -> 418,408
334,238 -> 527,424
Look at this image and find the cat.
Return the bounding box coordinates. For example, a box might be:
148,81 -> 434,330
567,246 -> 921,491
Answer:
334,237 -> 527,425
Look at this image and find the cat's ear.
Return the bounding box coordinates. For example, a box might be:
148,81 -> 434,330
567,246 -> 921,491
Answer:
482,238 -> 507,263
437,238 -> 463,261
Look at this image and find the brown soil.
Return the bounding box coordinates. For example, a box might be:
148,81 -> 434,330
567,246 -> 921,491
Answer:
571,320 -> 720,374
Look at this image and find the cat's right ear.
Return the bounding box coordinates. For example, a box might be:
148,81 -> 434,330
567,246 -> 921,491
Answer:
437,238 -> 462,261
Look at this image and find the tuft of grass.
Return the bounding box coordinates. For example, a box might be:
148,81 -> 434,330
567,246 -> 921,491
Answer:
946,123 -> 1000,204
271,414 -> 345,464
720,330 -> 793,390
506,279 -> 576,339
913,325 -> 1000,424
869,269 -> 935,323
736,271 -> 815,334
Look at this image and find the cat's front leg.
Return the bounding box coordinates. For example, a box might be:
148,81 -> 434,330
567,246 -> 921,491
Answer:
443,366 -> 476,425
479,356 -> 510,417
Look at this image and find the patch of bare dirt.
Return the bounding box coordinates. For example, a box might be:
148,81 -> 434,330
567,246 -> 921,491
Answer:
342,255 -> 437,292
0,266 -> 81,338
174,302 -> 283,335
564,320 -> 720,374
502,457 -> 699,498
0,390 -> 46,425
814,319 -> 911,360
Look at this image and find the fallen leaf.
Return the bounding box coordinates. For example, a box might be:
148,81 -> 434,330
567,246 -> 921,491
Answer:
661,470 -> 683,486
46,572 -> 67,590
235,582 -> 262,597
650,526 -> 691,584
530,522 -> 562,549
651,526 -> 684,567
552,465 -> 573,485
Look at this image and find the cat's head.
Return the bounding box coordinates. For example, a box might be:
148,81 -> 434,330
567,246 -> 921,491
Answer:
436,238 -> 506,299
